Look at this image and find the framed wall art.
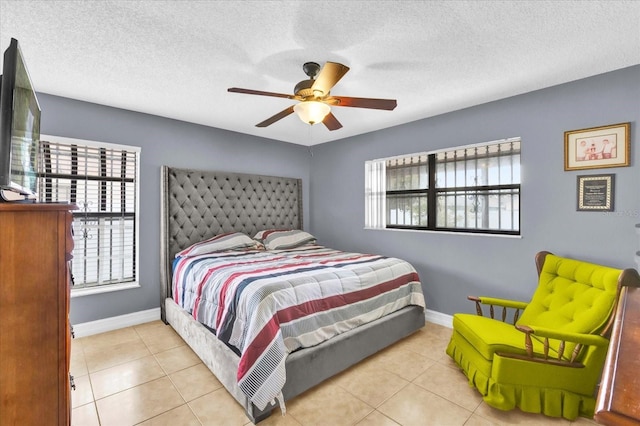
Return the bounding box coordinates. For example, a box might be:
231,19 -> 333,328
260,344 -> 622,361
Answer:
577,174 -> 615,212
564,122 -> 630,171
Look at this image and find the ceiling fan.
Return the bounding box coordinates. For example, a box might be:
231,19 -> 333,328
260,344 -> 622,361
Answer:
228,61 -> 397,131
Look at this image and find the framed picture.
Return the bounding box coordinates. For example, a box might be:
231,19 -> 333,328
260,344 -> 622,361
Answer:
564,122 -> 630,171
577,174 -> 614,212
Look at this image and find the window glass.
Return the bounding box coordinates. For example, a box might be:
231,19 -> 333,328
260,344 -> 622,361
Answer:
385,154 -> 429,228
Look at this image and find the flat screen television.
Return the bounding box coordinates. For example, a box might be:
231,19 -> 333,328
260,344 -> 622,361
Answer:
0,38 -> 41,200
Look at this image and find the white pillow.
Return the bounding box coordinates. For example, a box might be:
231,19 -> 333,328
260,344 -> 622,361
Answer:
254,229 -> 317,250
176,232 -> 259,257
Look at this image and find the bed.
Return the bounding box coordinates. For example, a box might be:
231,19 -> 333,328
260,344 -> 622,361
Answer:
160,166 -> 426,423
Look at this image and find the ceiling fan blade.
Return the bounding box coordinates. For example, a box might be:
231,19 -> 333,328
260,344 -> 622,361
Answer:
329,96 -> 397,111
322,112 -> 343,131
255,106 -> 295,127
311,62 -> 350,97
228,87 -> 298,100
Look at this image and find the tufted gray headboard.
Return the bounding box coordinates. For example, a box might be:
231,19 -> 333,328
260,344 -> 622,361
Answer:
160,166 -> 303,321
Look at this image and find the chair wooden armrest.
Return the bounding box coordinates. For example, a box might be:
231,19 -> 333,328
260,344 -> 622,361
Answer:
468,295 -> 528,323
510,324 -> 609,367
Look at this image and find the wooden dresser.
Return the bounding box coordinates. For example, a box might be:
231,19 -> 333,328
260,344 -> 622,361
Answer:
0,202 -> 76,426
595,285 -> 640,425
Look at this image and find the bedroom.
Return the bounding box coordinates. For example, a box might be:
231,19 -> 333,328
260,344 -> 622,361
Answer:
1,1 -> 639,425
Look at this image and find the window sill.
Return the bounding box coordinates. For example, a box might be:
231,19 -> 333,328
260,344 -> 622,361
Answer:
364,226 -> 522,238
71,282 -> 141,298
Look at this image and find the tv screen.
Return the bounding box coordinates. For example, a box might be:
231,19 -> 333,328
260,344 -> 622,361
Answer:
0,38 -> 41,199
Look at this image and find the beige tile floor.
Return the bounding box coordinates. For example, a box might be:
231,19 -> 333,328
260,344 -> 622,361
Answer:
71,321 -> 599,426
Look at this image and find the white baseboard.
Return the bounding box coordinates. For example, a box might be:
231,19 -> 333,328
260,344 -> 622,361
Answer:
425,309 -> 453,328
72,306 -> 452,338
72,308 -> 161,338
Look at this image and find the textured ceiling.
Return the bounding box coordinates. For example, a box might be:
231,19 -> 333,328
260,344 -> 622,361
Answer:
1,1 -> 639,146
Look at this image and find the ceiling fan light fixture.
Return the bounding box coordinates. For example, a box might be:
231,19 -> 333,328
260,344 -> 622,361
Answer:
293,101 -> 330,125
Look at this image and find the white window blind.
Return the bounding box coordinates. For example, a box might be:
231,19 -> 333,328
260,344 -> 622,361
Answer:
38,138 -> 139,289
364,159 -> 386,228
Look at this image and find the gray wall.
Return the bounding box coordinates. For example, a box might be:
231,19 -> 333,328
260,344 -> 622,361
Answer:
39,65 -> 639,323
308,65 -> 640,316
38,95 -> 312,324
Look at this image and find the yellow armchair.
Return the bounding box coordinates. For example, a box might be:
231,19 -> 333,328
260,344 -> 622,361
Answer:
446,251 -> 640,420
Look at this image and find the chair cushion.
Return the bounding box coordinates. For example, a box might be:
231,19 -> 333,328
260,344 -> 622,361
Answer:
452,313 -> 557,361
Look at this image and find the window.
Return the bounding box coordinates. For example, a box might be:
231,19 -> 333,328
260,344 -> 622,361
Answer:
386,153 -> 429,227
37,136 -> 140,293
365,138 -> 521,235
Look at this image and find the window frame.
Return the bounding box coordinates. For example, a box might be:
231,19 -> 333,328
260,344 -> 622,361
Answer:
39,134 -> 141,297
367,137 -> 521,236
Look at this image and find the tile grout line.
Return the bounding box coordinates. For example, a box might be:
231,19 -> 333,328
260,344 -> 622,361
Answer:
131,325 -> 200,425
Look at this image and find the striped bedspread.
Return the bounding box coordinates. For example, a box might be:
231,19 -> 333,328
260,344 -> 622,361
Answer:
172,245 -> 425,410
